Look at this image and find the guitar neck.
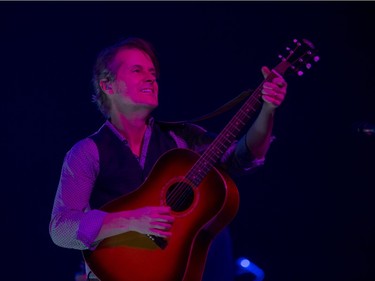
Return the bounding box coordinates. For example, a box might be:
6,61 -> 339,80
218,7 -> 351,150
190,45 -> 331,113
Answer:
185,38 -> 319,187
186,72 -> 280,187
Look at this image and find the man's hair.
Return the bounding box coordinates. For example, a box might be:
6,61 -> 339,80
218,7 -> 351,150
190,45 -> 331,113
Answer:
92,37 -> 160,118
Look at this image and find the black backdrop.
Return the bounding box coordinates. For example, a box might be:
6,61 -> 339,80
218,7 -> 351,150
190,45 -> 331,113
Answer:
2,2 -> 375,281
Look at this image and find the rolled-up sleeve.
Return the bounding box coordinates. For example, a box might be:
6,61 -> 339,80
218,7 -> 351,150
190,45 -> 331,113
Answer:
220,134 -> 273,176
168,122 -> 271,176
49,138 -> 107,250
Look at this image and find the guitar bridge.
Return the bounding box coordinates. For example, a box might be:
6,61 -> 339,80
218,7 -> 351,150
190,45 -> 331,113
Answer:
147,234 -> 168,249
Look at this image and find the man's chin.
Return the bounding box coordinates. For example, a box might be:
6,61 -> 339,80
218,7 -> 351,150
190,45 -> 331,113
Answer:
142,102 -> 158,111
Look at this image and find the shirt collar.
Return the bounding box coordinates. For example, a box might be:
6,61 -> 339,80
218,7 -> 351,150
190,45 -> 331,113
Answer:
104,117 -> 155,143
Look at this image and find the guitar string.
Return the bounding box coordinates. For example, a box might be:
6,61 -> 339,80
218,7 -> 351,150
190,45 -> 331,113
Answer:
166,74 -> 278,210
167,42 -> 306,207
175,57 -> 307,209
171,41 -> 310,210
170,43 -> 316,207
168,43 -> 316,238
168,77 -> 276,210
166,52 -> 305,207
168,92 -> 264,210
166,79 -> 270,210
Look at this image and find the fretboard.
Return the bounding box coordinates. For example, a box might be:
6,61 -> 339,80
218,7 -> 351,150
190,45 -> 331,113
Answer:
185,71 -> 280,187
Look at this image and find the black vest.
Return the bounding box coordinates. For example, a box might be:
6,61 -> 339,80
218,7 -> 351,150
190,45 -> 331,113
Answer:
89,123 -> 178,209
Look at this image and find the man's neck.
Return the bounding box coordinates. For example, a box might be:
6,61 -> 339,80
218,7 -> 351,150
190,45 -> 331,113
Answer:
110,113 -> 150,156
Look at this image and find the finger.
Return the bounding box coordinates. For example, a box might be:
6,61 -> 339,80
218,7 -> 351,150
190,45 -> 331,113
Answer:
150,221 -> 173,230
155,206 -> 172,214
262,92 -> 283,106
153,214 -> 175,222
263,81 -> 286,92
263,81 -> 278,90
159,206 -> 172,214
147,206 -> 171,212
145,206 -> 172,217
152,229 -> 172,238
261,66 -> 271,79
262,87 -> 285,98
272,77 -> 287,88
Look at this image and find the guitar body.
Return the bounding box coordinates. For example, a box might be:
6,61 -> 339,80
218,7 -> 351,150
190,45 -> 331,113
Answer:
83,148 -> 240,281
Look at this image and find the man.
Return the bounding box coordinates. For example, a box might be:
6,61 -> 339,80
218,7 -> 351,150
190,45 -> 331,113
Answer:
49,37 -> 287,280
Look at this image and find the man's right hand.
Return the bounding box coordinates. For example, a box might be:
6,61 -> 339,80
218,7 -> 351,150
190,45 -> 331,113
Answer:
96,206 -> 174,242
126,206 -> 175,238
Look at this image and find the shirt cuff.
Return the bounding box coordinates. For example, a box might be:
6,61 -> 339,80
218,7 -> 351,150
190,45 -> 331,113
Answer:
235,135 -> 267,170
77,209 -> 108,250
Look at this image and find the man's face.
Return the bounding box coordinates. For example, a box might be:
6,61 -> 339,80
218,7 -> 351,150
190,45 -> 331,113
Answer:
108,48 -> 159,112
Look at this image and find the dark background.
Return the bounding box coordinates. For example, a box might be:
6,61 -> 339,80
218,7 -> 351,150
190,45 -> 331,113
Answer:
2,2 -> 375,281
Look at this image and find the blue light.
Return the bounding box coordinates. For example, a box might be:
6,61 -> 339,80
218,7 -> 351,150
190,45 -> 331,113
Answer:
236,257 -> 265,281
240,258 -> 251,268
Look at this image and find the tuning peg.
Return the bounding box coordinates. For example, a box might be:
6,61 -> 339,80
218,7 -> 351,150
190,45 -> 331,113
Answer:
290,65 -> 303,76
293,39 -> 302,46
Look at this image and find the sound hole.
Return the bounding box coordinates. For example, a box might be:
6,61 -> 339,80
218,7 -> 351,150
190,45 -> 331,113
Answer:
166,182 -> 194,212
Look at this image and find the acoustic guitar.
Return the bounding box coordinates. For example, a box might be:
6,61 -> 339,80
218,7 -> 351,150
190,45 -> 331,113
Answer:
83,38 -> 319,281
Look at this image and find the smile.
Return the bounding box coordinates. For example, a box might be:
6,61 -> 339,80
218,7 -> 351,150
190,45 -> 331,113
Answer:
141,89 -> 153,93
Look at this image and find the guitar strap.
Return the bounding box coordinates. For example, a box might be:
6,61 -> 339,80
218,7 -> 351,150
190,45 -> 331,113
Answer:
160,89 -> 254,125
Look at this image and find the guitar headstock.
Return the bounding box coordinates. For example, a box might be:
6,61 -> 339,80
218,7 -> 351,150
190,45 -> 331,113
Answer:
274,38 -> 320,77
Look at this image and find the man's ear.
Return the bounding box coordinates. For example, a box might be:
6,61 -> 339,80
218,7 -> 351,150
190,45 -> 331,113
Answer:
99,79 -> 114,95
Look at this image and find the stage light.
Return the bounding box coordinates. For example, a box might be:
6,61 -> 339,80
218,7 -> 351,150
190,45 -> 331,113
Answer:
240,258 -> 251,268
236,257 -> 265,281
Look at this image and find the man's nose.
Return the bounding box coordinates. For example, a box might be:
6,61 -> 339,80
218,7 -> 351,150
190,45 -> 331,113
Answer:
144,72 -> 156,83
